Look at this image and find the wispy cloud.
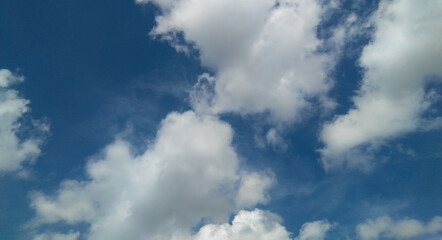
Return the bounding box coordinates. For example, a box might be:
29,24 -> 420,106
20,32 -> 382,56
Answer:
356,215 -> 442,239
0,69 -> 49,176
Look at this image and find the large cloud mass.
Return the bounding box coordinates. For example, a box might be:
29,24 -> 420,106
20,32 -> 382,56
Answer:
139,0 -> 337,123
29,111 -> 274,239
0,69 -> 48,175
320,0 -> 442,170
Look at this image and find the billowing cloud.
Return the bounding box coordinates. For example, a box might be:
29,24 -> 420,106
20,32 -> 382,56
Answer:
356,215 -> 442,239
0,69 -> 49,175
193,209 -> 292,240
139,0 -> 338,124
193,209 -> 332,240
29,111 -> 274,239
320,0 -> 442,170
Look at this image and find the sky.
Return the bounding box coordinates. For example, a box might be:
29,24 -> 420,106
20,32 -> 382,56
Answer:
0,0 -> 441,239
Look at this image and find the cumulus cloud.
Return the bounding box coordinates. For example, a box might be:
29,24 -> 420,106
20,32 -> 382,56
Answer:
29,111 -> 274,239
356,215 -> 442,239
139,0 -> 338,124
320,0 -> 442,170
192,209 -> 332,240
193,209 -> 292,240
0,69 -> 49,175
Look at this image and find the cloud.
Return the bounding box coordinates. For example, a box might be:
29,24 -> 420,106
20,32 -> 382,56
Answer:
0,69 -> 49,175
295,220 -> 334,240
192,209 -> 292,240
265,128 -> 288,152
33,231 -> 79,240
192,209 -> 332,240
319,0 -> 442,170
29,111 -> 273,239
139,0 -> 339,124
356,215 -> 442,239
0,69 -> 24,87
235,172 -> 274,208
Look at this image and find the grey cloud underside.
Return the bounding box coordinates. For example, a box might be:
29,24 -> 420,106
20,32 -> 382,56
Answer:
33,231 -> 80,240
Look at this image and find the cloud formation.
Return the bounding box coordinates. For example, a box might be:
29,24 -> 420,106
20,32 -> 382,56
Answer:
356,215 -> 442,239
29,111 -> 274,239
0,69 -> 48,175
193,209 -> 332,240
295,220 -> 334,240
30,209 -> 333,240
193,209 -> 292,240
139,0 -> 338,124
320,0 -> 442,170
28,1 -> 340,237
25,1 -> 442,239
33,231 -> 79,240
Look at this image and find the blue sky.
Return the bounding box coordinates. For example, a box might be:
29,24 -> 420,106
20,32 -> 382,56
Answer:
0,0 -> 441,239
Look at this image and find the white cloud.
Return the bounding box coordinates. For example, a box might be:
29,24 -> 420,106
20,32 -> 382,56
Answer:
33,231 -> 79,240
356,215 -> 442,239
0,69 -> 24,87
235,172 -> 274,208
29,111 -> 273,239
192,209 -> 332,240
0,69 -> 49,175
319,0 -> 442,170
295,220 -> 334,240
139,0 -> 338,124
192,209 -> 292,240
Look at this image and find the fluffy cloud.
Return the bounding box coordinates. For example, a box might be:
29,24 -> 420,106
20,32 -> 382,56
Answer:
295,220 -> 334,240
356,215 -> 442,239
29,111 -> 274,239
193,209 -> 332,240
320,0 -> 442,170
193,209 -> 292,240
139,0 -> 338,123
235,172 -> 274,208
0,69 -> 48,175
